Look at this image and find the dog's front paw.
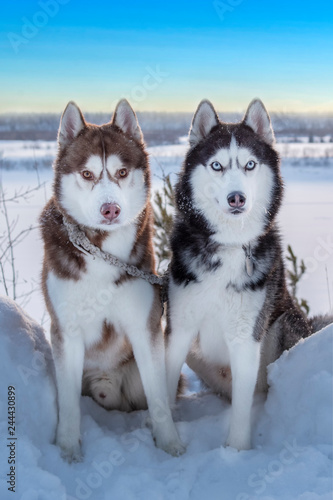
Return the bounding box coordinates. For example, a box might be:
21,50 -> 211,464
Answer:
165,439 -> 187,457
60,443 -> 83,463
56,435 -> 83,463
155,435 -> 186,457
226,432 -> 251,451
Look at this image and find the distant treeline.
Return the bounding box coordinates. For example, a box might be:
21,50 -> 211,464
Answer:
0,111 -> 332,145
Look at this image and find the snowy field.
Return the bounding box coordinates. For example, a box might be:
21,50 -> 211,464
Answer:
0,140 -> 332,500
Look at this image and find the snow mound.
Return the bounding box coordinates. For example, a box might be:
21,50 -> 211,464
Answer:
261,326 -> 333,448
0,296 -> 331,500
0,297 -> 57,444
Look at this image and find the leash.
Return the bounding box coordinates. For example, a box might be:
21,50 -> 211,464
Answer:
63,216 -> 254,309
62,216 -> 169,310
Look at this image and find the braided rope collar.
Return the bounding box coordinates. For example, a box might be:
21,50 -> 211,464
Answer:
62,216 -> 167,287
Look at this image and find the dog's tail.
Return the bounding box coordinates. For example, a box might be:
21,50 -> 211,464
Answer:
307,314 -> 333,336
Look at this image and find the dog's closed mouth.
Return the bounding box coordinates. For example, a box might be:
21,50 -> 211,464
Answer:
229,208 -> 244,215
100,219 -> 119,225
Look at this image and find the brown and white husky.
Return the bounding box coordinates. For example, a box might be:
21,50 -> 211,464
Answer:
40,99 -> 184,462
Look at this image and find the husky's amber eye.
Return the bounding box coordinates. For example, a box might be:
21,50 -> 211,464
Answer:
245,160 -> 256,171
211,161 -> 222,171
117,168 -> 128,179
82,170 -> 94,180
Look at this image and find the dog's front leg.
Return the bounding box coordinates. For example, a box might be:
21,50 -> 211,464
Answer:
166,324 -> 196,405
127,323 -> 185,456
119,282 -> 185,457
226,334 -> 261,451
52,325 -> 85,463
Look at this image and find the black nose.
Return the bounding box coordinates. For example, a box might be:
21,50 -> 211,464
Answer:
227,191 -> 246,208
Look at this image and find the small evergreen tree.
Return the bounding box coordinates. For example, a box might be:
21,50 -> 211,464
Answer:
286,245 -> 309,315
153,174 -> 174,271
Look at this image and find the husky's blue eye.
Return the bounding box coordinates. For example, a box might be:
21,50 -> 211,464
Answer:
211,161 -> 222,171
246,160 -> 256,171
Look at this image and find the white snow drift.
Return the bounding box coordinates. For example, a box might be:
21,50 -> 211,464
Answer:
0,295 -> 332,500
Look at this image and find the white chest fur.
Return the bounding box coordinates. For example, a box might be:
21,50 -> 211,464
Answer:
170,246 -> 266,365
47,223 -> 138,347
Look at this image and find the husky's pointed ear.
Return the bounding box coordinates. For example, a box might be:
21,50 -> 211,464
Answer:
189,100 -> 219,147
243,99 -> 275,145
112,99 -> 143,143
58,101 -> 86,148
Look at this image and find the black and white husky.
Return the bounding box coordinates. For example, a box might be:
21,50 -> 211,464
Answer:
166,99 -> 332,451
40,99 -> 184,462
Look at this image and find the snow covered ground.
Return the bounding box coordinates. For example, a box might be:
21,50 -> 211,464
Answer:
0,295 -> 332,500
0,139 -> 332,499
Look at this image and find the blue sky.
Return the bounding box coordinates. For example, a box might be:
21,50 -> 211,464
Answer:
1,0 -> 333,113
